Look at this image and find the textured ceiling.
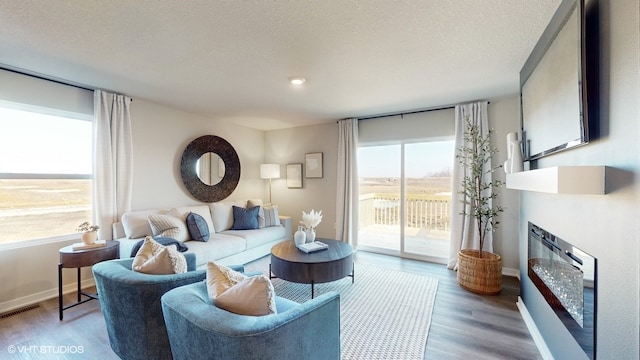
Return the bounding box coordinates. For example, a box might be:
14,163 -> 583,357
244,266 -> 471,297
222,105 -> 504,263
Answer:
0,0 -> 561,131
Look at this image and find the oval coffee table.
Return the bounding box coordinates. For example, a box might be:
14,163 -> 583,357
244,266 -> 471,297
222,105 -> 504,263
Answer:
270,238 -> 354,298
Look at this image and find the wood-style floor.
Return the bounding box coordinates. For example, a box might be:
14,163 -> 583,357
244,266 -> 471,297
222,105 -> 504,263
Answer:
352,251 -> 542,360
0,251 -> 541,359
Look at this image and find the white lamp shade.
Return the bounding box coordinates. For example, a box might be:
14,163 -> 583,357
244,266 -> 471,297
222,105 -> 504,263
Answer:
260,164 -> 281,179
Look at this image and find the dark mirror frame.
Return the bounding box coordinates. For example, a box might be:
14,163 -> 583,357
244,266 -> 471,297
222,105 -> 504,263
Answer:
180,135 -> 240,202
520,0 -> 598,161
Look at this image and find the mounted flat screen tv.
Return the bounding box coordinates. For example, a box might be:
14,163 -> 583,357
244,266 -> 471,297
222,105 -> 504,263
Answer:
520,0 -> 598,161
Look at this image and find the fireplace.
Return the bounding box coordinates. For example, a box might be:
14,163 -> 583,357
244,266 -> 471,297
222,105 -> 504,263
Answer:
527,222 -> 597,359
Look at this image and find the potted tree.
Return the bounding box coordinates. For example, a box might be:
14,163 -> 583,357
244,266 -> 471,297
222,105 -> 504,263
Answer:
456,116 -> 504,295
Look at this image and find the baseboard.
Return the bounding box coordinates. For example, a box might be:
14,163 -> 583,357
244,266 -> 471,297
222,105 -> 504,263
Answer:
0,278 -> 96,314
517,296 -> 554,360
502,267 -> 520,279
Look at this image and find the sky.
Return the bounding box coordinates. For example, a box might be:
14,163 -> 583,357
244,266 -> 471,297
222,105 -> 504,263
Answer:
0,107 -> 92,174
358,141 -> 455,178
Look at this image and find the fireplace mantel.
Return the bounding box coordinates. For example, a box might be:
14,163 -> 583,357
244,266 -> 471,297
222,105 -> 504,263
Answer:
506,166 -> 605,194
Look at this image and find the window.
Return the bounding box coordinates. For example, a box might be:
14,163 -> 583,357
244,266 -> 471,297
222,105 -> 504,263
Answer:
0,106 -> 93,245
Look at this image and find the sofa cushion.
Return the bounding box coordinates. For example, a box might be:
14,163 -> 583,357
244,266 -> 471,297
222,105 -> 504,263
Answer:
129,236 -> 189,257
206,261 -> 276,316
246,199 -> 263,208
148,214 -> 189,242
170,205 -> 215,234
231,206 -> 260,230
210,201 -> 245,232
121,209 -> 166,239
132,236 -> 187,274
186,212 -> 210,242
223,225 -> 285,249
185,233 -> 247,266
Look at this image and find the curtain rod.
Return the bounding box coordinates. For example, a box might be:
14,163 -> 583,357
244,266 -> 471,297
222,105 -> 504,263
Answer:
1,65 -> 133,101
339,101 -> 490,122
1,64 -> 95,92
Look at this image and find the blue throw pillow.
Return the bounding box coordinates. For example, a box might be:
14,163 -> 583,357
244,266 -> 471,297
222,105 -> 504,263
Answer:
231,206 -> 260,230
129,236 -> 189,257
186,212 -> 210,242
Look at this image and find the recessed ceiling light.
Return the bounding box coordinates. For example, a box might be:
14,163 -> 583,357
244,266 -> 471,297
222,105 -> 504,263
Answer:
289,77 -> 306,86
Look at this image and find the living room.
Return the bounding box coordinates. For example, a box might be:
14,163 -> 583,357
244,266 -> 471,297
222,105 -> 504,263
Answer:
0,1 -> 638,359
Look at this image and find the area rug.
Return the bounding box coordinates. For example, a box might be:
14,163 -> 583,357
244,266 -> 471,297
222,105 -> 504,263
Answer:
247,261 -> 438,359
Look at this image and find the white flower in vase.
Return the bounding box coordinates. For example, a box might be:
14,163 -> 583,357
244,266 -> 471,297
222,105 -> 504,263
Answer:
300,209 -> 322,243
300,209 -> 323,230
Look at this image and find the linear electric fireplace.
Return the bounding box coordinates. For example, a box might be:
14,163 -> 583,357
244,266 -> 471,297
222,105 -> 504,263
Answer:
528,222 -> 597,359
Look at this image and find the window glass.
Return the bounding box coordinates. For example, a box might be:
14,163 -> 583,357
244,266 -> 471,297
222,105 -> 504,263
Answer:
358,139 -> 454,261
0,106 -> 93,245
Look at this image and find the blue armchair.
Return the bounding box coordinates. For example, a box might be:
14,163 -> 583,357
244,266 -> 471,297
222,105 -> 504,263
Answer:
92,254 -> 244,360
161,281 -> 341,360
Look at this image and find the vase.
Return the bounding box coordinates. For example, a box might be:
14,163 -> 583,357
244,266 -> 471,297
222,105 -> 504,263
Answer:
294,226 -> 306,246
510,140 -> 524,173
82,231 -> 98,245
305,228 -> 316,243
503,132 -> 523,174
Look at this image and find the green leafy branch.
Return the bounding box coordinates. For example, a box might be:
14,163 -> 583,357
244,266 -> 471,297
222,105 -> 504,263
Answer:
456,116 -> 504,257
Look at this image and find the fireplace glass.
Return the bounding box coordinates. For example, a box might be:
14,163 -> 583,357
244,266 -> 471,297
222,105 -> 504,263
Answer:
528,222 -> 597,359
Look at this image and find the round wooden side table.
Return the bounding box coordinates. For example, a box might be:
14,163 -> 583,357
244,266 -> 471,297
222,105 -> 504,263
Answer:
58,240 -> 119,320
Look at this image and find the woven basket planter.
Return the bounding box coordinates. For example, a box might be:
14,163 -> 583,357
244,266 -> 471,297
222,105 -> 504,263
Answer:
457,249 -> 502,295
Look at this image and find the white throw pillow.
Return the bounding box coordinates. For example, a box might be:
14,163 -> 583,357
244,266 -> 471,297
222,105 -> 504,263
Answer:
121,209 -> 166,239
148,214 -> 189,242
206,261 -> 248,298
215,276 -> 277,316
206,261 -> 276,316
263,205 -> 280,227
132,236 -> 187,274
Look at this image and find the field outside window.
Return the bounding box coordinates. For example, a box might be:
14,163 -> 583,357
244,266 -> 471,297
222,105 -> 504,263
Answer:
0,107 -> 93,245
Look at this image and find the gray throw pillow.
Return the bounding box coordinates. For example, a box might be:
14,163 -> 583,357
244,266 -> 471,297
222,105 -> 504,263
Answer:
186,212 -> 210,242
231,206 -> 260,230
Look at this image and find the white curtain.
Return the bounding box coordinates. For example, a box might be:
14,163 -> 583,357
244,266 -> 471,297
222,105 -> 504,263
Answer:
335,118 -> 359,246
448,101 -> 491,270
93,90 -> 133,240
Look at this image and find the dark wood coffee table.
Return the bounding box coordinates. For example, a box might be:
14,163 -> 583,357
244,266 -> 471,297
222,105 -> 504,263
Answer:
270,238 -> 354,298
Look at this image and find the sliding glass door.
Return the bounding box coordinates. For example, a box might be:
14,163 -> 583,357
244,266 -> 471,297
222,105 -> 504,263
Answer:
358,140 -> 453,263
358,145 -> 401,251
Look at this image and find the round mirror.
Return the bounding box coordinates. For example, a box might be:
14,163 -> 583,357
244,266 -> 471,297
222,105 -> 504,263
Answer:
196,152 -> 224,186
180,135 -> 240,202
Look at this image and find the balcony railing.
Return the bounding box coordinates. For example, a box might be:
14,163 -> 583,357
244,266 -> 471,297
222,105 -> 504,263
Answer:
359,193 -> 451,232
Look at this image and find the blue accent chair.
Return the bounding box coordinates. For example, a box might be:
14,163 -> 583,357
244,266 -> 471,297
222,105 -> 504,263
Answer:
92,254 -> 245,360
161,281 -> 341,360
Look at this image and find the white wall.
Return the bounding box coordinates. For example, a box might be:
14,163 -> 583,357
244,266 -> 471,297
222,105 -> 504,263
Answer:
264,122 -> 339,239
489,96 -> 522,272
128,98 -> 266,209
520,0 -> 639,358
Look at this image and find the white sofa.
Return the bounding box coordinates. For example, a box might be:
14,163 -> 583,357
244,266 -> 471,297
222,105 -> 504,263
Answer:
111,200 -> 292,268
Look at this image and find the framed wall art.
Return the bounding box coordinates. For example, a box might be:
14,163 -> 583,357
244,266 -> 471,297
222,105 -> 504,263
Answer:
286,163 -> 303,188
305,152 -> 323,178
